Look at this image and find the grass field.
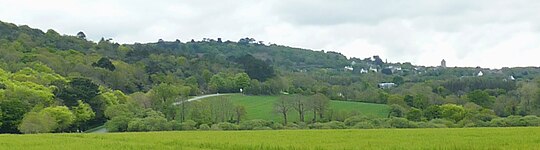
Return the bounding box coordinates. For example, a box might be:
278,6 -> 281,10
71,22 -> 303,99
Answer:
203,95 -> 390,122
1,127 -> 540,149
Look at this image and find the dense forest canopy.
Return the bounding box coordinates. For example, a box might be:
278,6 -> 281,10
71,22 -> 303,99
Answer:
2,20 -> 540,133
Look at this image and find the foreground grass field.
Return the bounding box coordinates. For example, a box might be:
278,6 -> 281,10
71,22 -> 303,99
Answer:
203,95 -> 389,122
1,127 -> 540,149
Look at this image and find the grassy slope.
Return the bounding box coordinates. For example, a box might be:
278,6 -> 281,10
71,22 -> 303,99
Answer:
1,127 -> 540,149
204,95 -> 389,122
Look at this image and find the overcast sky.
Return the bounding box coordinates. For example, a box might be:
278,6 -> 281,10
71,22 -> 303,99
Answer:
1,0 -> 540,68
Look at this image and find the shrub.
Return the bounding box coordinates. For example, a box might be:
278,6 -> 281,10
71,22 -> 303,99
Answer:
198,124 -> 210,130
344,115 -> 370,126
325,121 -> 347,129
429,119 -> 456,128
490,118 -> 508,127
181,120 -> 197,130
213,122 -> 238,130
239,119 -> 272,130
388,117 -> 418,128
352,122 -> 374,129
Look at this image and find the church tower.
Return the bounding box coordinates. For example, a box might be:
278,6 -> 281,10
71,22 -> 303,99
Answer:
441,59 -> 447,68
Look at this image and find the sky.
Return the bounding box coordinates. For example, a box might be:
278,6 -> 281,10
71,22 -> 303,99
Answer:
1,0 -> 540,69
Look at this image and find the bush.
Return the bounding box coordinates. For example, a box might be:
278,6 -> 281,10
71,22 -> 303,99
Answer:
239,119 -> 272,130
429,119 -> 457,128
297,122 -> 308,129
417,122 -> 447,128
352,122 -> 374,129
181,120 -> 197,130
388,117 -> 418,128
198,124 -> 210,130
490,118 -> 508,127
212,122 -> 238,130
522,115 -> 540,126
344,115 -> 370,126
284,123 -> 299,130
270,122 -> 284,130
325,121 -> 347,129
310,121 -> 347,129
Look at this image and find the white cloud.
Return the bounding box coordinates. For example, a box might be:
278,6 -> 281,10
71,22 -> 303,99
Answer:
1,0 -> 540,68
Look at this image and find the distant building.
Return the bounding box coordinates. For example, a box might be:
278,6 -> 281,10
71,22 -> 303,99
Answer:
441,59 -> 447,68
360,68 -> 368,74
369,66 -> 378,72
344,66 -> 354,71
378,83 -> 397,89
477,71 -> 484,77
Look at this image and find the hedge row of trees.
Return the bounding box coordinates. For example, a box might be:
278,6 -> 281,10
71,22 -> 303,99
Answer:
106,114 -> 540,132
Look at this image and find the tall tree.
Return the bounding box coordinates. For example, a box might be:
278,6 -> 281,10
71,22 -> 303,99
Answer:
274,96 -> 291,125
234,105 -> 246,124
309,93 -> 330,122
289,94 -> 307,122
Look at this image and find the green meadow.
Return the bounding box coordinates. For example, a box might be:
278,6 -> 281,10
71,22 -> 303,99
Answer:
1,127 -> 539,150
202,95 -> 390,122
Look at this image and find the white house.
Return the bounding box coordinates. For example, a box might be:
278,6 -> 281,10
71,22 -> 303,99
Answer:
477,71 -> 484,77
344,66 -> 354,71
360,68 -> 368,74
369,66 -> 378,72
378,83 -> 397,89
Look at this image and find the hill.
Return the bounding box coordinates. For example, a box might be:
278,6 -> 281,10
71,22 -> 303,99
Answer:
2,20 -> 540,134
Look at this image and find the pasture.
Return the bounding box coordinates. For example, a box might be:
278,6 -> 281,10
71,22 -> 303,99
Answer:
1,127 -> 539,149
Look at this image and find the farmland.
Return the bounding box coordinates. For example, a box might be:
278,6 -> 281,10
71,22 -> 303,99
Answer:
200,95 -> 390,122
1,127 -> 539,149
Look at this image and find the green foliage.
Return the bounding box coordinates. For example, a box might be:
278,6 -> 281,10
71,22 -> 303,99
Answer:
211,122 -> 238,130
55,78 -> 100,107
17,112 -> 57,134
406,108 -> 423,122
39,106 -> 75,132
72,100 -> 95,128
0,99 -> 31,133
92,57 -> 116,71
440,104 -> 466,122
467,90 -> 495,108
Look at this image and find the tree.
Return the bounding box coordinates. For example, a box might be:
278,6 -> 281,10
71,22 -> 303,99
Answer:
440,104 -> 466,122
72,100 -> 95,131
275,96 -> 291,125
406,108 -> 423,122
289,94 -> 308,122
392,76 -> 404,85
55,78 -> 100,107
149,83 -> 181,119
424,105 -> 442,120
381,68 -> 392,75
234,105 -> 246,124
234,54 -> 275,82
309,93 -> 330,122
467,90 -> 494,108
0,99 -> 31,133
373,55 -> 384,66
40,106 -> 75,132
235,73 -> 251,91
18,112 -> 57,134
76,31 -> 86,39
388,104 -> 406,117
92,57 -> 116,71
